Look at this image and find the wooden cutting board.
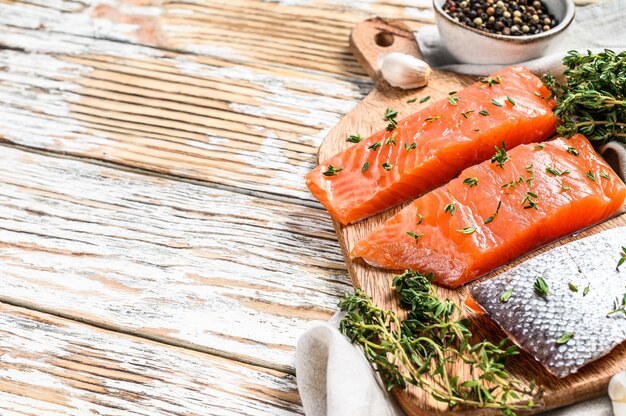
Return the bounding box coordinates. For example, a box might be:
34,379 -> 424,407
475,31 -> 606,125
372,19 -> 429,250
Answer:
317,17 -> 626,416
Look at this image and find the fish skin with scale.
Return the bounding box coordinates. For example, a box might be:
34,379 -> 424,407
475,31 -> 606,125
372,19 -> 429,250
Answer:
470,226 -> 626,378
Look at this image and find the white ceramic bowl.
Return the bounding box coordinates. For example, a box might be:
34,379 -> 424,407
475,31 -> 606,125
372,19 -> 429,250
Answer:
433,0 -> 575,65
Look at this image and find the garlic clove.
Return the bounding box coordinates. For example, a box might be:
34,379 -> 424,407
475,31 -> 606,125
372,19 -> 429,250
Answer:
610,370 -> 626,416
378,52 -> 431,90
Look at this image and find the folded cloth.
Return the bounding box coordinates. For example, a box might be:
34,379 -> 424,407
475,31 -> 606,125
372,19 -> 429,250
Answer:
416,0 -> 626,76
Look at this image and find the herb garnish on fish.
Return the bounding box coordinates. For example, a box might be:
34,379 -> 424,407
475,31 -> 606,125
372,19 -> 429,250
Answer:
444,203 -> 456,216
463,177 -> 479,187
484,201 -> 502,224
556,332 -> 575,345
500,288 -> 514,303
491,142 -> 509,168
534,277 -> 550,297
407,232 -> 424,245
323,165 -> 343,177
347,134 -> 363,143
369,141 -> 382,151
339,270 -> 537,415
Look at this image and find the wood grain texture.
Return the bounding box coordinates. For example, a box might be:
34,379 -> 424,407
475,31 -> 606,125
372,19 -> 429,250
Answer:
0,0 -> 433,204
0,302 -> 303,416
0,0 -> 434,77
0,144 -> 351,372
318,18 -> 626,416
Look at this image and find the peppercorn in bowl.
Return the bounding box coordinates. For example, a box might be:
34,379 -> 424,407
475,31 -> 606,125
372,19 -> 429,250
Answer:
433,0 -> 575,65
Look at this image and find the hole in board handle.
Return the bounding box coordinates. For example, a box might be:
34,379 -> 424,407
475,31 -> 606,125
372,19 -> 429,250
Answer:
374,31 -> 394,47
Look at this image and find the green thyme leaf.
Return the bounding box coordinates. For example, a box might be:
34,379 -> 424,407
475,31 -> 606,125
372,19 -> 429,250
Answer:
546,166 -> 569,176
361,161 -> 370,173
347,134 -> 363,143
463,177 -> 478,187
522,191 -> 539,210
583,285 -> 590,296
479,110 -> 490,116
600,171 -> 611,180
535,144 -> 545,150
407,231 -> 424,244
405,142 -> 417,153
461,110 -> 475,119
534,276 -> 550,297
385,133 -> 397,146
492,99 -> 504,107
617,247 -> 626,271
420,95 -> 431,103
448,96 -> 460,106
369,141 -> 382,151
384,107 -> 398,131
484,200 -> 502,224
425,115 -> 442,122
562,184 -> 571,190
457,226 -> 476,234
382,162 -> 393,171
407,97 -> 418,103
323,165 -> 343,177
567,147 -> 579,156
585,171 -> 597,182
556,332 -> 575,345
444,203 -> 456,216
479,77 -> 501,87
416,214 -> 424,225
500,288 -> 513,302
506,95 -> 516,105
569,282 -> 578,292
491,141 -> 509,168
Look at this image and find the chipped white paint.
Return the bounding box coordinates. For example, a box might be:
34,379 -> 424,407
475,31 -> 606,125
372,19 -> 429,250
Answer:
175,55 -> 365,192
0,147 -> 349,369
0,34 -> 367,200
0,304 -> 303,415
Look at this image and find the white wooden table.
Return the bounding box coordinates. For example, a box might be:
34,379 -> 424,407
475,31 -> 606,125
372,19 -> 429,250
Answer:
0,1 -> 439,414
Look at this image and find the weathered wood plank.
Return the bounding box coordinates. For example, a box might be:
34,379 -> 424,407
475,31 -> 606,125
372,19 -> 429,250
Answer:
0,0 -> 433,77
0,29 -> 368,202
0,302 -> 303,416
0,145 -> 350,370
0,0 -> 435,203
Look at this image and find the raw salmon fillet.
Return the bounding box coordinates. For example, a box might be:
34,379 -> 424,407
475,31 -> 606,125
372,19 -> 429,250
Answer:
351,134 -> 626,288
306,66 -> 556,225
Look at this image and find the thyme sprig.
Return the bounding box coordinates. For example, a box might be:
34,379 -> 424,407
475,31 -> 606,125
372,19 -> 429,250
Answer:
607,293 -> 626,316
339,270 -> 537,415
542,50 -> 626,143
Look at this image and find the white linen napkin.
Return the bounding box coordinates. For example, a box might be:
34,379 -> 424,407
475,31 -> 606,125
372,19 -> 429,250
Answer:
296,1 -> 626,414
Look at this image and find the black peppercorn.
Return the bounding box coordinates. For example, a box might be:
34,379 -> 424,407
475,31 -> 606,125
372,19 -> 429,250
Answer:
443,0 -> 558,36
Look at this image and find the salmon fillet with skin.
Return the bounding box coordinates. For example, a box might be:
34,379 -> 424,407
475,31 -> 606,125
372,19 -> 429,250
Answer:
351,134 -> 626,288
306,66 -> 556,225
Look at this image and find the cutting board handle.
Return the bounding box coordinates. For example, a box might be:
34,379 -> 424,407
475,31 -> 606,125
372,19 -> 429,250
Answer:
349,17 -> 425,83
